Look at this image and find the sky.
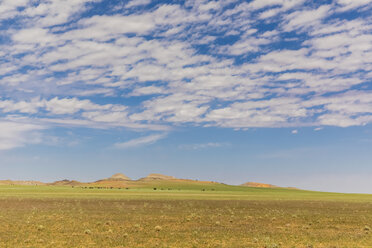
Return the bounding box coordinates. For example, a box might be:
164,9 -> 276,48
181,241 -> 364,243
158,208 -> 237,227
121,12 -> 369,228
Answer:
0,0 -> 371,193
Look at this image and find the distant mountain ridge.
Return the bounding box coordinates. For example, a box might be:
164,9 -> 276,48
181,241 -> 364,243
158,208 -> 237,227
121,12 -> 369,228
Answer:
0,180 -> 45,186
50,179 -> 83,186
0,173 -> 296,189
140,173 -> 176,180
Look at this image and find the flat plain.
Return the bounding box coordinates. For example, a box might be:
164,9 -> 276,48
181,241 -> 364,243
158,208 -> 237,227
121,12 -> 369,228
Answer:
0,185 -> 371,248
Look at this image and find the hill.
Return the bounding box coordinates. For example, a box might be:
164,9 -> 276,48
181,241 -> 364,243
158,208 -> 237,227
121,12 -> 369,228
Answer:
241,182 -> 278,188
91,173 -> 132,187
49,179 -> 83,186
140,173 -> 176,180
0,173 -> 295,191
104,173 -> 131,181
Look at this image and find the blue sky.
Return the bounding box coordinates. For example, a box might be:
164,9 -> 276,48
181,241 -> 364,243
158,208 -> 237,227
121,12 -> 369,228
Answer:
0,0 -> 371,193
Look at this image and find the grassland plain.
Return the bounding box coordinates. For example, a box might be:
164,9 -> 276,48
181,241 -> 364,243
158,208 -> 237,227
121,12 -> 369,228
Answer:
0,185 -> 372,248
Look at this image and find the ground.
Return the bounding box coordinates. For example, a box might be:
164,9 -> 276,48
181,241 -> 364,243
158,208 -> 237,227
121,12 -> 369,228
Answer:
0,185 -> 371,248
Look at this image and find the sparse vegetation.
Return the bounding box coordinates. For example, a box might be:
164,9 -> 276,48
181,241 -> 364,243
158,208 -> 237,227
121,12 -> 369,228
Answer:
0,185 -> 371,247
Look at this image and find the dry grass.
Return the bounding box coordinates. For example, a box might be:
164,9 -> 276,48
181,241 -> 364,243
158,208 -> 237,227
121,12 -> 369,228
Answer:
0,186 -> 372,247
0,197 -> 371,247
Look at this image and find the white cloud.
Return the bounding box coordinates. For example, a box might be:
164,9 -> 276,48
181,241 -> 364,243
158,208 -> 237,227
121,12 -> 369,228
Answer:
0,0 -> 371,146
291,129 -> 298,134
204,97 -> 308,128
126,0 -> 152,8
12,28 -> 55,45
0,121 -> 44,150
283,5 -> 331,31
247,0 -> 283,10
113,133 -> 167,149
0,0 -> 29,21
25,0 -> 101,27
336,0 -> 372,11
130,86 -> 166,96
0,98 -> 43,114
318,114 -> 372,127
44,97 -> 111,115
220,36 -> 271,55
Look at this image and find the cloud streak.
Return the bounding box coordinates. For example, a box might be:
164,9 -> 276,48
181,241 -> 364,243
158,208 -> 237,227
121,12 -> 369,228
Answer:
179,142 -> 230,150
113,133 -> 167,149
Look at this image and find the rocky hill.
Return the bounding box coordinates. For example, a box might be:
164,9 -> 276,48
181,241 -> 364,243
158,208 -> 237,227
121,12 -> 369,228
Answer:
140,173 -> 176,180
106,173 -> 131,181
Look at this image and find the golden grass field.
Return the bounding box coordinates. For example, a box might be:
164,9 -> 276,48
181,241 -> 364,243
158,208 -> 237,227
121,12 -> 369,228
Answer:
0,185 -> 371,248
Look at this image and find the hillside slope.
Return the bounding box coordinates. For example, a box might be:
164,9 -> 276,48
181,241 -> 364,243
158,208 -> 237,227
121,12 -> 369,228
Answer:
0,173 -> 296,191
